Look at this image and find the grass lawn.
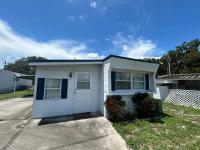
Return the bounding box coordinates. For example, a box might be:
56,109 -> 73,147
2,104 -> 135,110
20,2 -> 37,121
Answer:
0,89 -> 33,101
113,102 -> 200,150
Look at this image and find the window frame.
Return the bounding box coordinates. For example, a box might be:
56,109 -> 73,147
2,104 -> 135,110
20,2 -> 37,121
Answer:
114,71 -> 147,91
44,78 -> 62,100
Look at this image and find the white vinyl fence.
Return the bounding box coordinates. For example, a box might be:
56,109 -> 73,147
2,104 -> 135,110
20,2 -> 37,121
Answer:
166,89 -> 200,109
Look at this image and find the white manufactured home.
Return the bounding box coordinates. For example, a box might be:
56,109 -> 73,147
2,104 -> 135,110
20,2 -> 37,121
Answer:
30,55 -> 159,118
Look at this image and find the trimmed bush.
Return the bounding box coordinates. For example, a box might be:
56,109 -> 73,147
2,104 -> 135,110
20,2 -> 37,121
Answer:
132,93 -> 162,118
104,95 -> 125,122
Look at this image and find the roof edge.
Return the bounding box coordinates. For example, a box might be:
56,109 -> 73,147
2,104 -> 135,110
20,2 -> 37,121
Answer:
104,55 -> 159,64
29,55 -> 159,65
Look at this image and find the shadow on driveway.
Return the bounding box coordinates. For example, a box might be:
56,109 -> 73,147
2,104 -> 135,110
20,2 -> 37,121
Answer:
38,112 -> 102,125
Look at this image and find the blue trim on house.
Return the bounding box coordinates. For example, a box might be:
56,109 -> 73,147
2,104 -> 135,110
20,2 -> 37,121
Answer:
36,78 -> 45,100
145,74 -> 150,90
61,79 -> 68,99
111,71 -> 116,91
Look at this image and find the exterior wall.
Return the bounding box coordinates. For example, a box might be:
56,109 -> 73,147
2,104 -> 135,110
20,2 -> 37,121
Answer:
103,61 -> 111,117
99,64 -> 104,114
121,95 -> 136,114
0,71 -> 14,93
103,58 -> 159,116
108,57 -> 159,72
32,64 -> 102,118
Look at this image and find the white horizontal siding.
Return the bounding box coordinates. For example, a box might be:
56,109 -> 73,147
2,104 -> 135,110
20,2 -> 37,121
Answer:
32,64 -> 102,118
109,57 -> 159,72
103,62 -> 110,117
103,62 -> 110,98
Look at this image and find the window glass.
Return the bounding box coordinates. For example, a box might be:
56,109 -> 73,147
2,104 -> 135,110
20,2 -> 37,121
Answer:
45,79 -> 61,99
77,74 -> 90,82
46,79 -> 60,88
45,89 -> 61,99
132,74 -> 145,89
77,73 -> 90,89
116,72 -> 131,90
77,82 -> 90,89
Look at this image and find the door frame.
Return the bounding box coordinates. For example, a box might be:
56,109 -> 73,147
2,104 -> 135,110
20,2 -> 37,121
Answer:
73,72 -> 93,114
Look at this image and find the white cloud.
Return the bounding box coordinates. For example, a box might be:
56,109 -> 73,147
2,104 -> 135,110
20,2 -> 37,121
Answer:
112,33 -> 162,59
90,1 -> 97,8
79,14 -> 88,20
68,14 -> 88,21
68,16 -> 75,20
0,19 -> 103,68
105,38 -> 110,41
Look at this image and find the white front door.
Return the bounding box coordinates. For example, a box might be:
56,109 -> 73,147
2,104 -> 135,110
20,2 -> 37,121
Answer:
74,72 -> 92,114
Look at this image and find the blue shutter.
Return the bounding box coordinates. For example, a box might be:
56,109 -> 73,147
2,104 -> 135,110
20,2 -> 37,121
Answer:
145,74 -> 149,90
61,79 -> 68,99
111,71 -> 116,91
36,78 -> 45,100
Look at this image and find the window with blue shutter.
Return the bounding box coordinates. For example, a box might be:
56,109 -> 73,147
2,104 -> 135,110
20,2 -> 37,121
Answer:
145,74 -> 149,90
111,71 -> 116,91
61,79 -> 68,99
36,78 -> 45,100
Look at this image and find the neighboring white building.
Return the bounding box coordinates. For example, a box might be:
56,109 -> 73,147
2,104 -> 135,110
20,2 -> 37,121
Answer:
0,70 -> 32,93
30,55 -> 159,118
154,73 -> 200,99
154,74 -> 200,108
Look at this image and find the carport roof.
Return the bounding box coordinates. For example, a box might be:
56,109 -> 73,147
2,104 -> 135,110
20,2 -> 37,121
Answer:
0,69 -> 34,80
157,73 -> 200,80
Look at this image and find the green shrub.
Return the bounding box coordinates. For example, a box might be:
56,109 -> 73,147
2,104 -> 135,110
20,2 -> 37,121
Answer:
132,93 -> 162,118
104,95 -> 125,122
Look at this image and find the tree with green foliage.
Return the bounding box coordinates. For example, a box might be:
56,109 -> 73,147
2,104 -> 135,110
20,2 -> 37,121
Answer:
145,39 -> 200,76
4,56 -> 46,75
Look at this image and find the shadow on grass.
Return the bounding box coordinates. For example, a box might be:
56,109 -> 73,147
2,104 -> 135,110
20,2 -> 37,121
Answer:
114,113 -> 173,124
22,94 -> 33,98
144,113 -> 173,124
38,112 -> 102,126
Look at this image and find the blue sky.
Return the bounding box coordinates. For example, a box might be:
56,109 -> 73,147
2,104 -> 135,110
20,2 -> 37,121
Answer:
0,0 -> 200,67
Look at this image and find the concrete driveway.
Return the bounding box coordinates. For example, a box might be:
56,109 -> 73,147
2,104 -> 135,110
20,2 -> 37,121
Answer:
8,117 -> 127,150
0,98 -> 127,150
0,97 -> 32,120
0,97 -> 32,150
